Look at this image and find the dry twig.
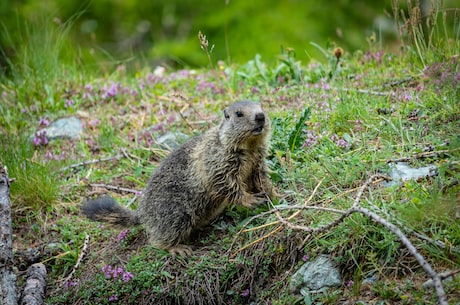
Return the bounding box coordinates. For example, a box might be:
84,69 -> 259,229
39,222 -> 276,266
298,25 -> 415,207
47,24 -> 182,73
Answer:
89,183 -> 141,194
60,154 -> 124,172
61,233 -> 90,287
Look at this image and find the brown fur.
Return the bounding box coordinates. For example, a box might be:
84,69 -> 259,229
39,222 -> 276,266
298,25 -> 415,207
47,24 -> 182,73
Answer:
81,101 -> 272,256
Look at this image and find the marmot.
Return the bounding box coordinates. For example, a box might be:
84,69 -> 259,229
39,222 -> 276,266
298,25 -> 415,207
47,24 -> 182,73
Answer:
82,101 -> 272,256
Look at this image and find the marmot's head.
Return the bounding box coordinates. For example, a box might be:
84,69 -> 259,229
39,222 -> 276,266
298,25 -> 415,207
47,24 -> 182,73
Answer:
220,101 -> 270,148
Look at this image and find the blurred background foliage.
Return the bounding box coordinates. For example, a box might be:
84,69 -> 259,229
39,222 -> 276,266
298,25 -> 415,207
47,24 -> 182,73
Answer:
0,0 -> 457,72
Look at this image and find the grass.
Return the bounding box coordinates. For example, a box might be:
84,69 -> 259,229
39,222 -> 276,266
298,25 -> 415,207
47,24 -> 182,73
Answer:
0,2 -> 459,305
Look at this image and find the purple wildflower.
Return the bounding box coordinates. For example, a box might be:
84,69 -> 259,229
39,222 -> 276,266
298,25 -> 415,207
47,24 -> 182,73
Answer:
354,120 -> 362,132
117,229 -> 129,242
241,289 -> 250,297
102,82 -> 120,99
302,130 -> 318,148
87,119 -> 100,128
33,130 -> 48,147
112,267 -> 124,279
346,280 -> 354,288
336,139 -> 350,149
39,117 -> 50,126
166,114 -> 176,124
102,265 -> 113,278
82,84 -> 93,99
44,151 -> 54,160
64,99 -> 75,108
107,83 -> 118,97
302,254 -> 309,262
122,272 -> 134,283
109,294 -> 118,302
64,280 -> 77,288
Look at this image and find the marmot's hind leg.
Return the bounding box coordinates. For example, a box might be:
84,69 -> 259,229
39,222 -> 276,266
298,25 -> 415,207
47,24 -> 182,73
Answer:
146,210 -> 194,257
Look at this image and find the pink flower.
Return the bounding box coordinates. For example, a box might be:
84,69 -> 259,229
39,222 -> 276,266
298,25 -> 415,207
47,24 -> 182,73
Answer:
102,265 -> 113,278
39,117 -> 50,126
64,99 -> 75,108
122,272 -> 134,283
117,229 -> 129,242
32,130 -> 48,147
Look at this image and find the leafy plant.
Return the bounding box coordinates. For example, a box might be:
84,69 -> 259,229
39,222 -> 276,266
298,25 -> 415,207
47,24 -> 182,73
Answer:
288,107 -> 311,152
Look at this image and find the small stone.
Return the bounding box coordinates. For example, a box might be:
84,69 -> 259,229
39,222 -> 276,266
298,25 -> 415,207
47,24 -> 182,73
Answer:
43,117 -> 83,140
290,255 -> 342,293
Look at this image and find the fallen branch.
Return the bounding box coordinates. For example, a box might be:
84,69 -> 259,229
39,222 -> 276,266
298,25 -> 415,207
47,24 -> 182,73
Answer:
89,183 -> 141,194
352,205 -> 447,304
20,263 -> 47,305
0,165 -> 18,305
364,203 -> 460,253
60,154 -> 124,172
372,76 -> 414,89
380,148 -> 460,163
61,233 -> 90,288
335,87 -> 395,96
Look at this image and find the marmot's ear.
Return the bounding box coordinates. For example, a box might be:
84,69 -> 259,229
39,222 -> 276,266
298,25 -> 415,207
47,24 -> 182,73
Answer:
224,109 -> 230,119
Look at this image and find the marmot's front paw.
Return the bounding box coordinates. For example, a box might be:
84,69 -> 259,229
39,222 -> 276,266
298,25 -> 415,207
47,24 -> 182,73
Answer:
241,192 -> 268,208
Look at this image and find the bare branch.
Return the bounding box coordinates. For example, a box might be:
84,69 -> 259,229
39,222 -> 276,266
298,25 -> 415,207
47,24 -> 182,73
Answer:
60,154 -> 124,172
61,233 -> 90,288
20,263 -> 47,305
89,183 -> 141,194
352,206 -> 447,305
0,168 -> 18,305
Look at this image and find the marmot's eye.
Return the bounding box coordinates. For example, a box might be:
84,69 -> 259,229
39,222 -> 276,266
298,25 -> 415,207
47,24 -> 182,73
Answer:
235,111 -> 244,117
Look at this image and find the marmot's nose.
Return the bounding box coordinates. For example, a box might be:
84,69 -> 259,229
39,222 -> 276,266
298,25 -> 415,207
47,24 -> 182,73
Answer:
255,112 -> 265,124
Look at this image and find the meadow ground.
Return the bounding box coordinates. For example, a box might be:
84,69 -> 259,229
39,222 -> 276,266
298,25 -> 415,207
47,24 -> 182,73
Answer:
0,18 -> 459,305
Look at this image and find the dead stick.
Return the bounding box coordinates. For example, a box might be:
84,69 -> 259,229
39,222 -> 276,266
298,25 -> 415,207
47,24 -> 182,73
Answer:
20,263 -> 47,305
352,206 -> 447,305
60,154 -> 123,171
61,233 -> 90,287
89,183 -> 141,194
0,166 -> 18,305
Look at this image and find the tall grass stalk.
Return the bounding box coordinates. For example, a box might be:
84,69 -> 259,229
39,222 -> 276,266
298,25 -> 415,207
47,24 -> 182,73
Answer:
392,0 -> 460,66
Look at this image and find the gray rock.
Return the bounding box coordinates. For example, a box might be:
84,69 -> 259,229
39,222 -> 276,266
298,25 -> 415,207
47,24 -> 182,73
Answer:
290,255 -> 342,293
155,131 -> 189,151
43,116 -> 83,140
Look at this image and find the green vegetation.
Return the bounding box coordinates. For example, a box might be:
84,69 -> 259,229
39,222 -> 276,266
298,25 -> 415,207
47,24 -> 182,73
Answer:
0,0 -> 459,304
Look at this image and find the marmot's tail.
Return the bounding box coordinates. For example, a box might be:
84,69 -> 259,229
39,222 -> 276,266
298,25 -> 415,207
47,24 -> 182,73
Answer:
81,196 -> 140,227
